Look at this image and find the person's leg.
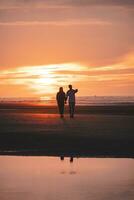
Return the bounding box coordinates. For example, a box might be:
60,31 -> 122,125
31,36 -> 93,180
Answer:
69,102 -> 72,117
58,103 -> 62,116
58,102 -> 64,118
69,102 -> 74,118
61,103 -> 64,118
72,102 -> 75,117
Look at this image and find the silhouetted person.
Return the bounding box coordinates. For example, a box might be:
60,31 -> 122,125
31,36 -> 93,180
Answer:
56,87 -> 66,118
66,85 -> 78,118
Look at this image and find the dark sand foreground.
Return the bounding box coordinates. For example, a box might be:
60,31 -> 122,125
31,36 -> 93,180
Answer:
0,103 -> 134,158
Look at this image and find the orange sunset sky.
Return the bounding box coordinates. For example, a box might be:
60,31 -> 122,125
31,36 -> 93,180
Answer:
0,0 -> 134,98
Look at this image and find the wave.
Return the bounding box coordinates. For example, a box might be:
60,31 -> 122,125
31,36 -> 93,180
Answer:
0,96 -> 134,106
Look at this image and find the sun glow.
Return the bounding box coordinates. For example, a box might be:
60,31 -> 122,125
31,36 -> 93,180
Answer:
0,54 -> 134,97
0,63 -> 87,97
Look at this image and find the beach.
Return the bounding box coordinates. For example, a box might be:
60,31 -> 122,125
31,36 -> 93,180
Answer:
0,103 -> 134,158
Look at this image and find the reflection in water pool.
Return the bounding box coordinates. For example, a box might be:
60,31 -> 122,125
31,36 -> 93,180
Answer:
0,156 -> 134,200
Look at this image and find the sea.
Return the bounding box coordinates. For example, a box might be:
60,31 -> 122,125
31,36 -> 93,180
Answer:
0,96 -> 134,106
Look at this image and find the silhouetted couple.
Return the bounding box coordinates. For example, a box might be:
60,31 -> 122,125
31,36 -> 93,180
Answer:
56,85 -> 78,118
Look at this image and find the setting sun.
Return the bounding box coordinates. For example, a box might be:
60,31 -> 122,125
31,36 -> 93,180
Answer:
0,56 -> 134,98
0,63 -> 88,97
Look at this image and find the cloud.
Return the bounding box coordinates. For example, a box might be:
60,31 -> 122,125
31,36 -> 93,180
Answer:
0,0 -> 134,10
0,51 -> 134,96
0,63 -> 88,94
63,0 -> 134,7
0,19 -> 111,26
0,52 -> 133,95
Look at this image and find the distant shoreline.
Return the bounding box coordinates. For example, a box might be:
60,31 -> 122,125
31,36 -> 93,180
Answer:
0,103 -> 134,115
0,96 -> 134,106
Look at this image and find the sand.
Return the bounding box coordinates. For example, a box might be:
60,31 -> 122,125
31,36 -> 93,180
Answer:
0,103 -> 134,158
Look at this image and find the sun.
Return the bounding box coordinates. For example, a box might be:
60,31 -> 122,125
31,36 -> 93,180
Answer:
36,77 -> 56,85
0,63 -> 86,97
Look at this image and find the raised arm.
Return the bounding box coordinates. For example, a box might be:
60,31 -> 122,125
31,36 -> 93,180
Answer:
75,89 -> 78,93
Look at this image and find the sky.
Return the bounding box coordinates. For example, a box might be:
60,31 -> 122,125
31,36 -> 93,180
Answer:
0,0 -> 134,97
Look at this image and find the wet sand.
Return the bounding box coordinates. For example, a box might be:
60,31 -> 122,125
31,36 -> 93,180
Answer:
0,156 -> 134,200
0,103 -> 134,158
